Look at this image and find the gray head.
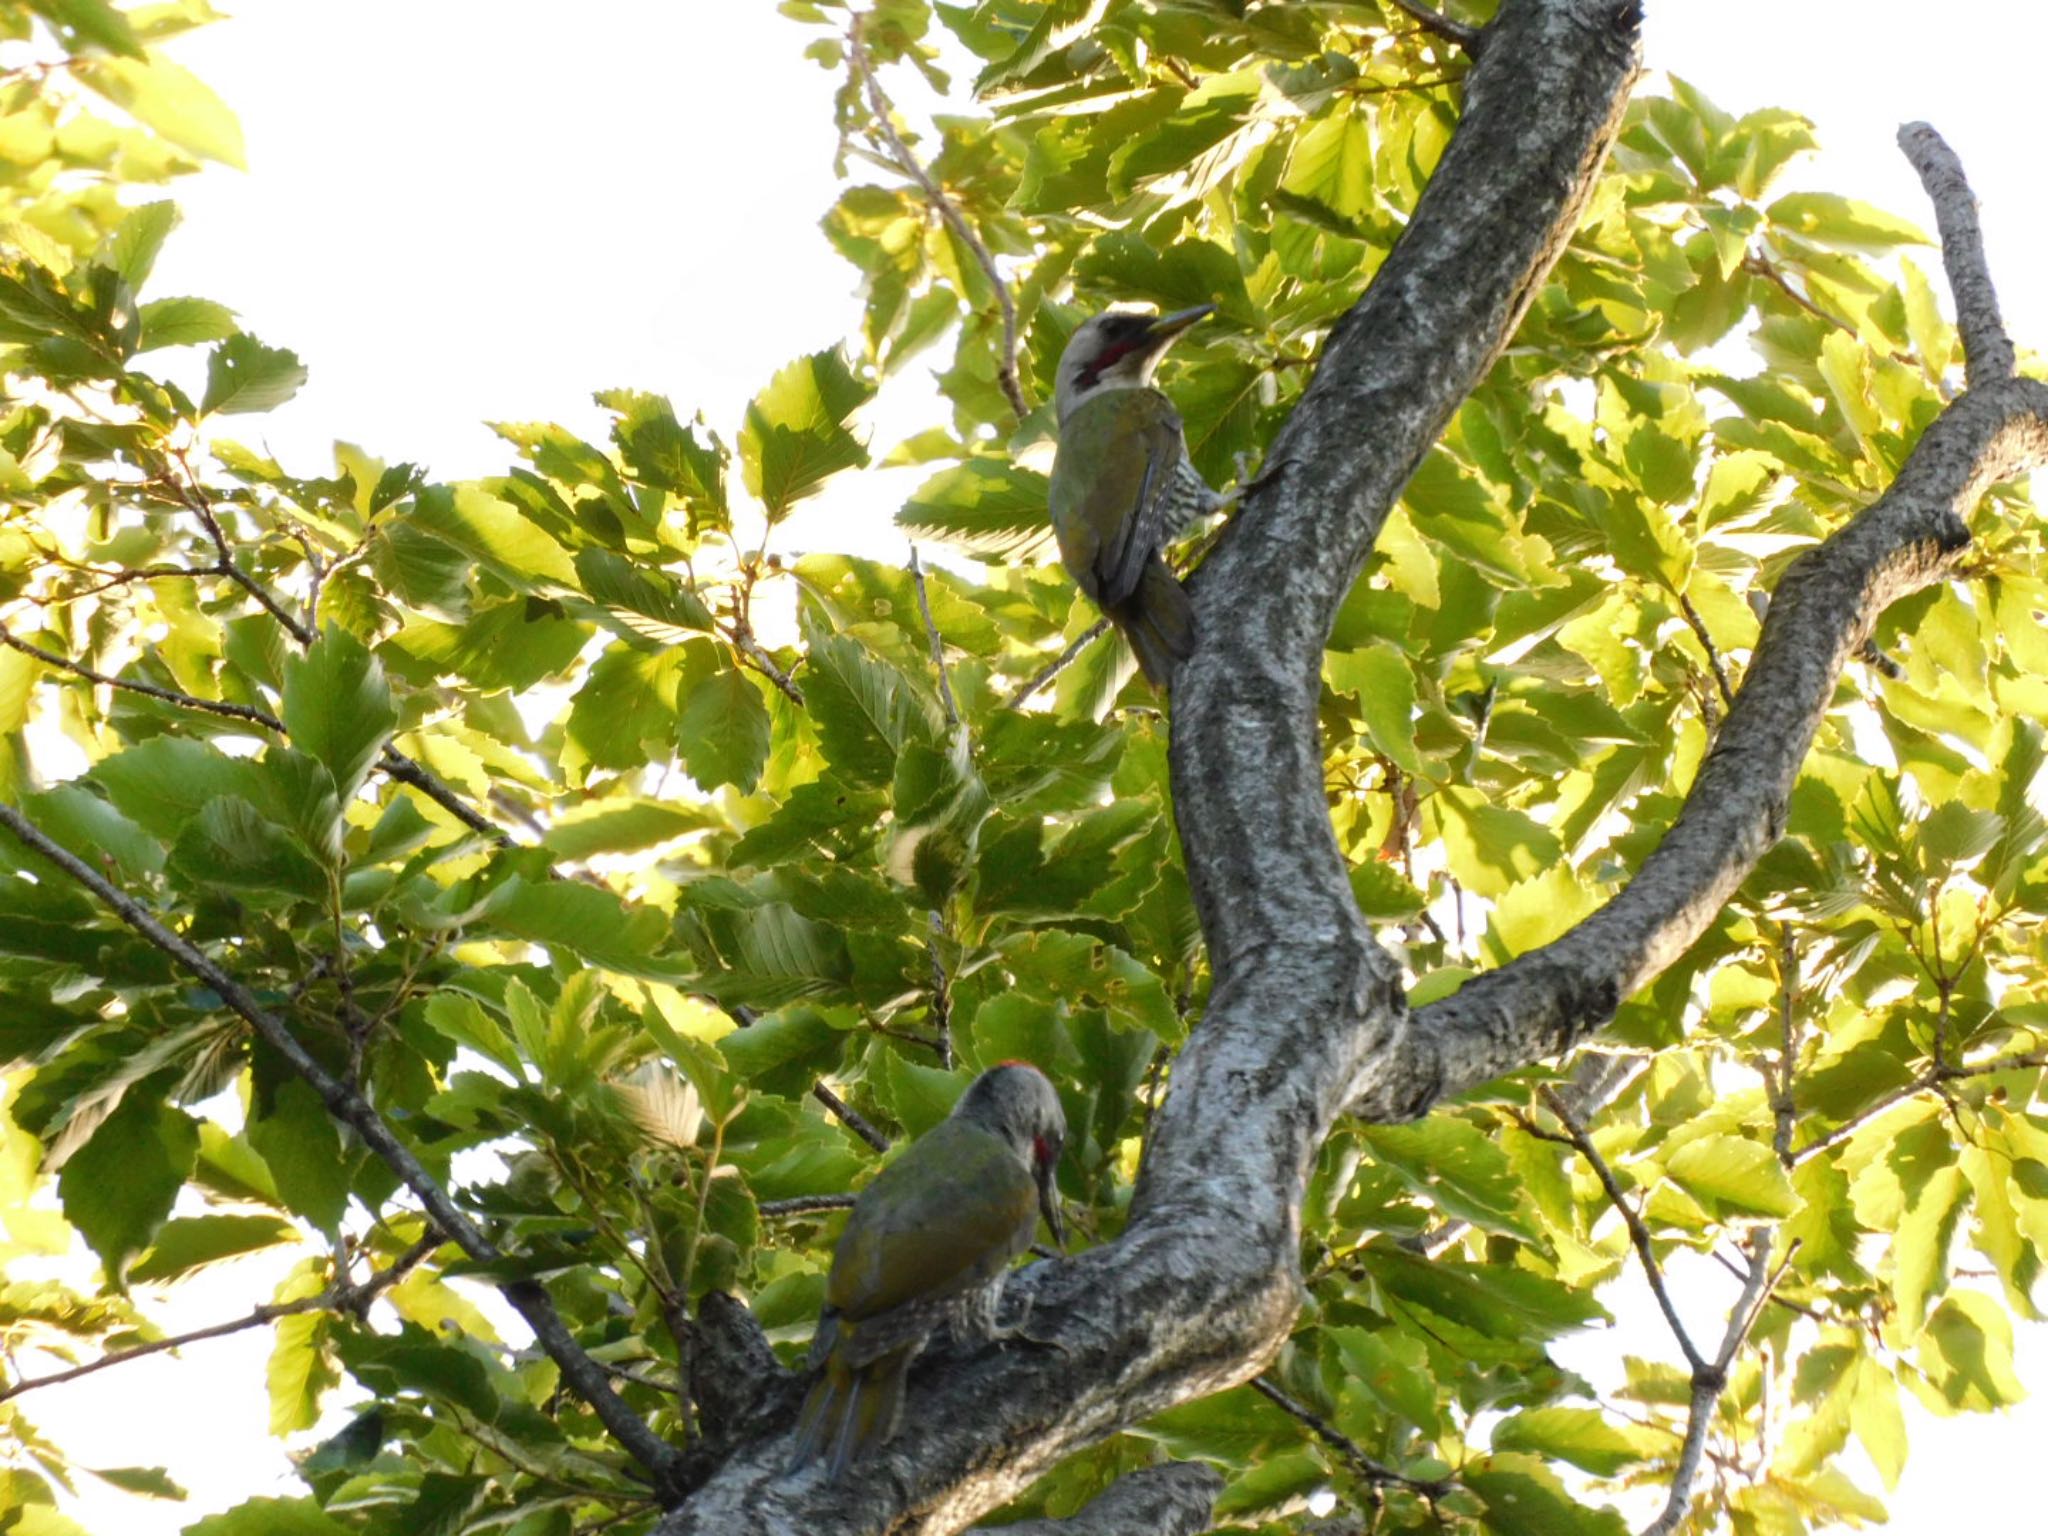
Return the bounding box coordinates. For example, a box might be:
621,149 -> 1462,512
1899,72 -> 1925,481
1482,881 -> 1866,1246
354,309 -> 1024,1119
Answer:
954,1062 -> 1066,1246
1052,303 -> 1214,425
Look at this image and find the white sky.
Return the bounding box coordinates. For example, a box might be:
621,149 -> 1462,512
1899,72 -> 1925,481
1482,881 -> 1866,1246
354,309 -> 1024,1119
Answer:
22,1 -> 2048,1530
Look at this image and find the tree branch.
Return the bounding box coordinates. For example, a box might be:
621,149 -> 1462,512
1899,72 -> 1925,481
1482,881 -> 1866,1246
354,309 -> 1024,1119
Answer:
1899,122 -> 2014,387
1251,1377 -> 1451,1499
1529,1087 -> 1706,1375
812,1082 -> 891,1153
847,15 -> 1029,423
1009,617 -> 1110,707
0,624 -> 287,732
0,802 -> 688,1501
656,3 -> 1645,1530
0,1232 -> 437,1404
1362,366 -> 2048,1117
1385,0 -> 1484,54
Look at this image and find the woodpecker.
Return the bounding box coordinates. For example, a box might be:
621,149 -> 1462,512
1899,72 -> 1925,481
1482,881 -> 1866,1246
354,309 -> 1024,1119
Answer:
788,1062 -> 1066,1480
1048,303 -> 1231,688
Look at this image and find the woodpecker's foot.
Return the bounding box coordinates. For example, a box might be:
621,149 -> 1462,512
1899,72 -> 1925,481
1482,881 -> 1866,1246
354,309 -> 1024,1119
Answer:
992,1295 -> 1069,1353
1237,452 -> 1291,499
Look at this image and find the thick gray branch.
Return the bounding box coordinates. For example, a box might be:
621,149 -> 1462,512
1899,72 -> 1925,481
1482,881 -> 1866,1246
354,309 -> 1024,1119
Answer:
981,1463 -> 1223,1536
1358,359 -> 2048,1120
1899,122 -> 2013,386
658,3 -> 1642,1531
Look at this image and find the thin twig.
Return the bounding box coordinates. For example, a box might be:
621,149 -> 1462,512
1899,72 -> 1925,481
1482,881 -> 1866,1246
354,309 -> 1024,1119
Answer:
1251,1377 -> 1452,1500
1788,1047 -> 2048,1167
907,545 -> 959,728
1531,1087 -> 1706,1375
1771,928 -> 1799,1165
0,626 -> 286,731
1898,123 -> 2015,387
759,1194 -> 860,1218
0,1232 -> 437,1404
1385,0 -> 1482,53
1677,591 -> 1735,714
0,802 -> 687,1500
728,620 -> 805,707
812,1082 -> 891,1153
1010,617 -> 1110,707
848,14 -> 1029,423
1640,1232 -> 1789,1536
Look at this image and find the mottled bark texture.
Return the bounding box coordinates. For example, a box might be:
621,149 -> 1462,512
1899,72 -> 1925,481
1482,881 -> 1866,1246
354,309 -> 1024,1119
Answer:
662,4 -> 1644,1531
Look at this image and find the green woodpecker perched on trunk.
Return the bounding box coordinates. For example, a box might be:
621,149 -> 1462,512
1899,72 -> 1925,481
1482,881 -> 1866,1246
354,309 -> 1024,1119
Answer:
1048,303 -> 1231,688
788,1062 -> 1066,1480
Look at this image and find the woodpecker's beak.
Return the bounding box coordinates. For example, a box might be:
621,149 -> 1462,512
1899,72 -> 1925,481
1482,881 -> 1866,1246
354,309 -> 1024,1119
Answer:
1036,1144 -> 1066,1251
1142,303 -> 1215,346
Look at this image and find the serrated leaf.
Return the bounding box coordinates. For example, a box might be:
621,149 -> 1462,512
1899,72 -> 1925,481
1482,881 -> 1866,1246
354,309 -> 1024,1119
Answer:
1664,1134 -> 1799,1221
58,1093 -> 199,1280
740,348 -> 873,519
282,624 -> 397,802
202,333 -> 306,415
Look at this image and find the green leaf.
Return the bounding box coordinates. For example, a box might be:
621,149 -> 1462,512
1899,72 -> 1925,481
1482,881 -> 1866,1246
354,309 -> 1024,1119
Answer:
184,1498 -> 348,1536
282,624 -> 397,802
573,547 -> 716,641
99,200 -> 177,288
1362,1117 -> 1537,1238
201,333 -> 307,415
58,1093 -> 199,1280
1464,1452 -> 1629,1535
799,618 -> 939,786
248,1079 -> 352,1235
136,294 -> 238,350
1767,192 -> 1928,253
595,388 -> 729,532
1434,789 -> 1562,898
678,665 -> 772,793
895,459 -> 1054,559
1491,1407 -> 1648,1477
1663,1134 -> 1799,1221
1327,646 -> 1423,774
76,52 -> 245,166
31,0 -> 146,57
130,1213 -> 299,1283
1916,1290 -> 2026,1411
166,795 -> 325,900
739,348 -> 873,519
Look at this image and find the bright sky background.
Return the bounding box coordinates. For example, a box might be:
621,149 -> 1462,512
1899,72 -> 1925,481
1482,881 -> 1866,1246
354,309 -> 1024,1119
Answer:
20,2 -> 2048,1531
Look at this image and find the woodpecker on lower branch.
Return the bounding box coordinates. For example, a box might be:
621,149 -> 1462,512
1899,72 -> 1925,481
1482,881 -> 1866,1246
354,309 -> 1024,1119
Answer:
788,1062 -> 1066,1480
1048,303 -> 1234,688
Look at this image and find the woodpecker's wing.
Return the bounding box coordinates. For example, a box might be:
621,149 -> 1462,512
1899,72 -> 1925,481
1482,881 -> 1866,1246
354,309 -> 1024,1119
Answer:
1048,388 -> 1187,611
825,1120 -> 1037,1322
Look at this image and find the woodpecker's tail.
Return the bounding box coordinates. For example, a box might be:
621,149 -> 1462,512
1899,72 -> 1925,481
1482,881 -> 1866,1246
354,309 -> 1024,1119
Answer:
788,1342 -> 915,1480
1119,556 -> 1195,688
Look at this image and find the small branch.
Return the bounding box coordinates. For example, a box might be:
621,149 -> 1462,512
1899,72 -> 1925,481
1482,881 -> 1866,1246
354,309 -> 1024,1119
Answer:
0,626 -> 286,732
759,1194 -> 860,1218
848,15 -> 1029,423
1533,1087 -> 1706,1375
157,449 -> 317,647
1899,122 -> 2014,387
812,1081 -> 891,1153
1789,1047 -> 2048,1166
981,1462 -> 1223,1536
907,545 -> 960,727
728,621 -> 806,707
1251,1378 -> 1452,1500
0,803 -> 687,1501
1640,1232 -> 1788,1536
378,746 -> 516,847
926,910 -> 954,1071
1771,929 -> 1799,1165
1385,0 -> 1483,53
1010,617 -> 1110,707
1676,591 -> 1735,714
0,1232 -> 436,1404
